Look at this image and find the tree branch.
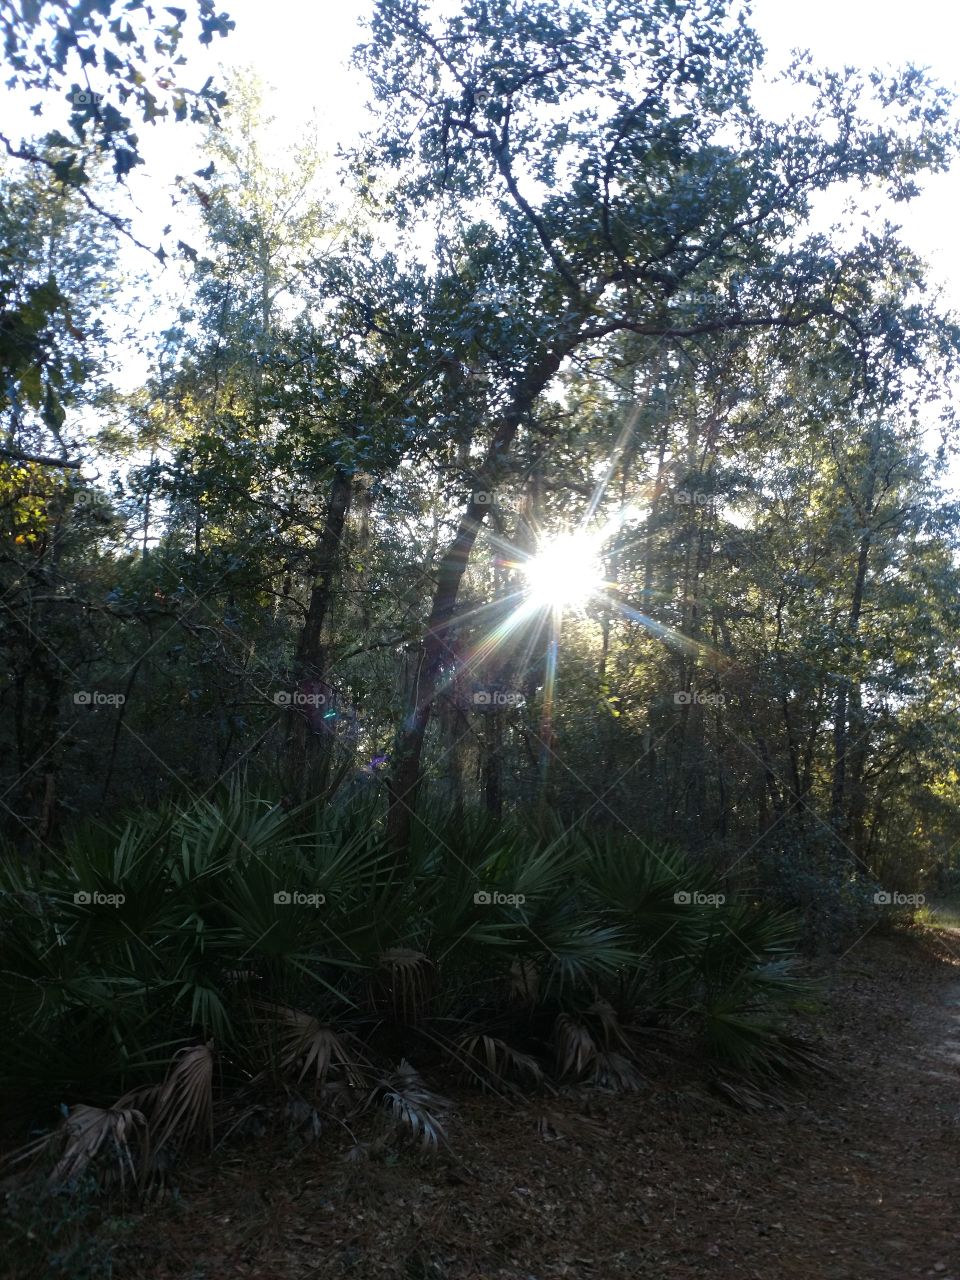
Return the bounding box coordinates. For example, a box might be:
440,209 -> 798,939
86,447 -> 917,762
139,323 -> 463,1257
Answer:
0,447 -> 82,469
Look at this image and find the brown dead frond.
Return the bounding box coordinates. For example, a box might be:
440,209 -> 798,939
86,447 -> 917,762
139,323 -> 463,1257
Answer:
370,1060 -> 451,1150
255,1001 -> 368,1088
455,1031 -> 543,1089
592,1050 -> 645,1092
552,1013 -> 598,1080
373,947 -> 434,1025
711,1076 -> 783,1111
152,1041 -> 214,1157
587,998 -> 633,1052
532,1107 -> 605,1143
55,1103 -> 147,1187
8,1100 -> 149,1189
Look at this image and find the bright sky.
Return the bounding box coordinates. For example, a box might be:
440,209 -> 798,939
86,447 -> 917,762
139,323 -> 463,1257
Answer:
164,0 -> 960,295
7,0 -> 960,460
40,0 -> 949,308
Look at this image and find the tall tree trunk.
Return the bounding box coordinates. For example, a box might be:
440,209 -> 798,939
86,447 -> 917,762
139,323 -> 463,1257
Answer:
385,348 -> 566,858
285,465 -> 353,801
830,423 -> 880,842
437,692 -> 468,822
830,528 -> 872,838
846,679 -> 869,863
482,712 -> 503,820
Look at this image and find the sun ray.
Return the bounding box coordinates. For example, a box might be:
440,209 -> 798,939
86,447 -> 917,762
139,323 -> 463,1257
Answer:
522,531 -> 607,609
417,501 -> 728,731
582,399 -> 645,528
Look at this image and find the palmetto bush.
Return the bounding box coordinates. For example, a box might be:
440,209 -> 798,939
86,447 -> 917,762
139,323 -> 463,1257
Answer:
0,784 -> 817,1184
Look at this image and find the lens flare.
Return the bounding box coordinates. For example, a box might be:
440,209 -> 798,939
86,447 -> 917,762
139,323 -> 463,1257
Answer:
522,532 -> 604,609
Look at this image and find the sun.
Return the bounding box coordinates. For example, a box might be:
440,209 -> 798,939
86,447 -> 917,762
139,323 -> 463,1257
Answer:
522,532 -> 605,609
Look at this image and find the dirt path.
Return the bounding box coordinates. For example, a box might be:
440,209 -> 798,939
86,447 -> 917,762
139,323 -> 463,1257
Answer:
86,931 -> 960,1278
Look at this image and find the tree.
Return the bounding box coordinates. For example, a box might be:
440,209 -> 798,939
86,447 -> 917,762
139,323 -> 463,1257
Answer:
0,0 -> 233,469
354,0 -> 959,857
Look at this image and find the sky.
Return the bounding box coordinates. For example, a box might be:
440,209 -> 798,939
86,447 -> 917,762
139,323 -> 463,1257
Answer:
143,0 -> 960,296
7,0 -> 960,470
17,0 -> 947,305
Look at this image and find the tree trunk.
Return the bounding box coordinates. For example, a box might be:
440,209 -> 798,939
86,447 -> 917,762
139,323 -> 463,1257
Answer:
830,528 -> 872,838
385,347 -> 566,858
285,465 -> 353,801
830,422 -> 880,842
482,712 -> 503,819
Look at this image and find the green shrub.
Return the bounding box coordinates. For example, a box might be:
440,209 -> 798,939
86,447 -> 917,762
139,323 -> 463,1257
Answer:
0,785 -> 817,1184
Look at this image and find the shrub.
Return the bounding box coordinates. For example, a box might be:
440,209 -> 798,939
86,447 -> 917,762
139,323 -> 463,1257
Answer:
0,785 -> 817,1186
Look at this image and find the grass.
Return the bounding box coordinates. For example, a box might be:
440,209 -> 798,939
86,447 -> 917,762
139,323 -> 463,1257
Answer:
918,897 -> 960,931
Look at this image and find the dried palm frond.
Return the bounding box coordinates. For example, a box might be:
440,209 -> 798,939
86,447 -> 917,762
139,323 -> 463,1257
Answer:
54,1103 -> 147,1187
152,1041 -> 214,1157
552,1013 -> 597,1080
586,998 -> 633,1052
533,1108 -> 604,1143
370,1060 -> 451,1150
255,1002 -> 368,1088
7,1101 -> 149,1189
591,1050 -> 645,1092
118,1083 -> 161,1113
711,1076 -> 781,1111
455,1031 -> 543,1089
373,947 -> 434,1025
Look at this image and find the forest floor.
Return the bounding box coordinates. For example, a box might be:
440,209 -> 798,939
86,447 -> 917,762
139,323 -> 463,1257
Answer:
12,920 -> 960,1280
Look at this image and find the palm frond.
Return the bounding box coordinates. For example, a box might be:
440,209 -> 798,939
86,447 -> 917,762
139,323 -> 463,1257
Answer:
552,1013 -> 597,1079
370,1060 -> 451,1150
9,1100 -> 149,1189
256,1001 -> 368,1087
152,1042 -> 214,1156
373,947 -> 434,1024
592,1050 -> 645,1091
455,1031 -> 544,1089
704,1009 -> 831,1081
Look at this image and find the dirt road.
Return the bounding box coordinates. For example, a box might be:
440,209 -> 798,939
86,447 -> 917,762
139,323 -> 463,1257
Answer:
90,928 -> 959,1279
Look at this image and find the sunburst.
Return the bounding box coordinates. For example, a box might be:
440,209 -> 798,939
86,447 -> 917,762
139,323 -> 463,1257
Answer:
521,530 -> 607,610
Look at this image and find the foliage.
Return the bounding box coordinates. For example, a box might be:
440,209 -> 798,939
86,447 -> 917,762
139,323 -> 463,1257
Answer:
0,787 -> 816,1179
2,0 -> 233,182
3,6 -> 960,1232
1,1172 -> 135,1280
